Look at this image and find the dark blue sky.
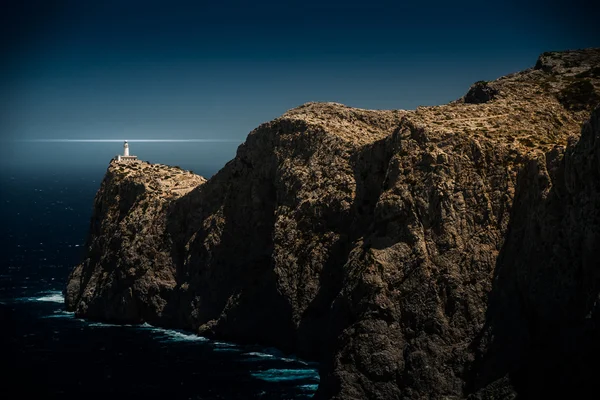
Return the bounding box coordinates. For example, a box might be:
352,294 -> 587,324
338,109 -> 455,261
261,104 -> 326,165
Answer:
1,0 -> 597,176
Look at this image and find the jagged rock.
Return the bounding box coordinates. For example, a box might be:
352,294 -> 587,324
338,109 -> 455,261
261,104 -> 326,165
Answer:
464,81 -> 499,104
66,49 -> 600,399
535,49 -> 600,74
558,79 -> 600,111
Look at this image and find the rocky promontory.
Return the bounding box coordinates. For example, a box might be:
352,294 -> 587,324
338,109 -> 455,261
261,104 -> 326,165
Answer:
66,48 -> 600,399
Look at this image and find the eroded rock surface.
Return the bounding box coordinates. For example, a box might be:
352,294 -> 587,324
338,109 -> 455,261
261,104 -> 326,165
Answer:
66,48 -> 600,399
468,106 -> 600,399
65,161 -> 205,324
464,81 -> 499,104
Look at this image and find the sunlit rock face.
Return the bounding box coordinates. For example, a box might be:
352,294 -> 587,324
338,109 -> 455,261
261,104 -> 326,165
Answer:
67,48 -> 600,399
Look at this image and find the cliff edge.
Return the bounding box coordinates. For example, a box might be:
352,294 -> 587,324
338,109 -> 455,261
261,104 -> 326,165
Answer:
66,48 -> 600,399
65,161 -> 206,322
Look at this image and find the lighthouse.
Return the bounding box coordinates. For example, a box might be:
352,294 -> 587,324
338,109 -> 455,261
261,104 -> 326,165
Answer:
115,140 -> 138,162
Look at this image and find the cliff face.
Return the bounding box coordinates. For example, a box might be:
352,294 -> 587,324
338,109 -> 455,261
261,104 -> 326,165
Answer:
66,49 -> 600,399
65,162 -> 205,324
468,106 -> 600,399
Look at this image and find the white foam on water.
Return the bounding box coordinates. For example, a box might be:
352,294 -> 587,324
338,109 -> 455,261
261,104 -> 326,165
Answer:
298,384 -> 319,392
72,320 -> 207,342
251,368 -> 320,382
243,352 -> 275,359
153,328 -> 209,342
17,291 -> 65,304
281,357 -> 309,365
87,322 -> 123,327
213,341 -> 237,347
240,351 -> 310,366
36,293 -> 64,303
137,322 -> 208,342
41,310 -> 74,319
242,348 -> 318,366
260,346 -> 285,357
212,341 -> 241,352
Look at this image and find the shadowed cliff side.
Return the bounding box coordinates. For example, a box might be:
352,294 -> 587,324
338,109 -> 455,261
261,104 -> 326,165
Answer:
163,108 -> 407,354
467,105 -> 600,399
66,48 -> 600,399
65,161 -> 206,325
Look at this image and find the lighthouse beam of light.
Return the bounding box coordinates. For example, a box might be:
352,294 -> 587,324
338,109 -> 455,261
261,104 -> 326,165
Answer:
17,139 -> 240,143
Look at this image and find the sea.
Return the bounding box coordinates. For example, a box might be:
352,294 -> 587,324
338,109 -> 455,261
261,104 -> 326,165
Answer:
0,162 -> 319,399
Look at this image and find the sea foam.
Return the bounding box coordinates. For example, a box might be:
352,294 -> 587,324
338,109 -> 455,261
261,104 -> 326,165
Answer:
138,322 -> 209,342
41,310 -> 75,319
251,368 -> 320,382
36,293 -> 65,303
16,291 -> 65,304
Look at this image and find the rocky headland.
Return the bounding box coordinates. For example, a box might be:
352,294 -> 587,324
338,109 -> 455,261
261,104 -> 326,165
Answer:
66,48 -> 600,399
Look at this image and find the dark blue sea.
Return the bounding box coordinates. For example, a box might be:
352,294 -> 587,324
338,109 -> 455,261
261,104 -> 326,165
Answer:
0,168 -> 319,399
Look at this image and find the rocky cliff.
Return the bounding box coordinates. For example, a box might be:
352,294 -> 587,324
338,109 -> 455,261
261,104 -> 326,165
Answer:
66,48 -> 600,399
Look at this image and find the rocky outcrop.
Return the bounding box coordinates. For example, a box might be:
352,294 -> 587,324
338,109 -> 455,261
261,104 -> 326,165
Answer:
464,81 -> 499,104
65,161 -> 205,324
66,48 -> 600,399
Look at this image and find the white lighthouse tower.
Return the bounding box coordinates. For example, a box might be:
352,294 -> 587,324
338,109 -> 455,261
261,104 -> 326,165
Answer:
115,140 -> 138,162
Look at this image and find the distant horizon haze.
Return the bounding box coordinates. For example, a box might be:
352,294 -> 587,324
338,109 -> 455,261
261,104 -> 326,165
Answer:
1,0 -> 597,174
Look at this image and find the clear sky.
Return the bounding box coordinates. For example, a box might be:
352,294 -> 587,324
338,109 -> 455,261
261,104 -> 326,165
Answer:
1,0 -> 597,177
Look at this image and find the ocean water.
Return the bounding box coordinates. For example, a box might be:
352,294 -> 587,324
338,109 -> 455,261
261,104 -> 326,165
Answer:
0,169 -> 319,399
